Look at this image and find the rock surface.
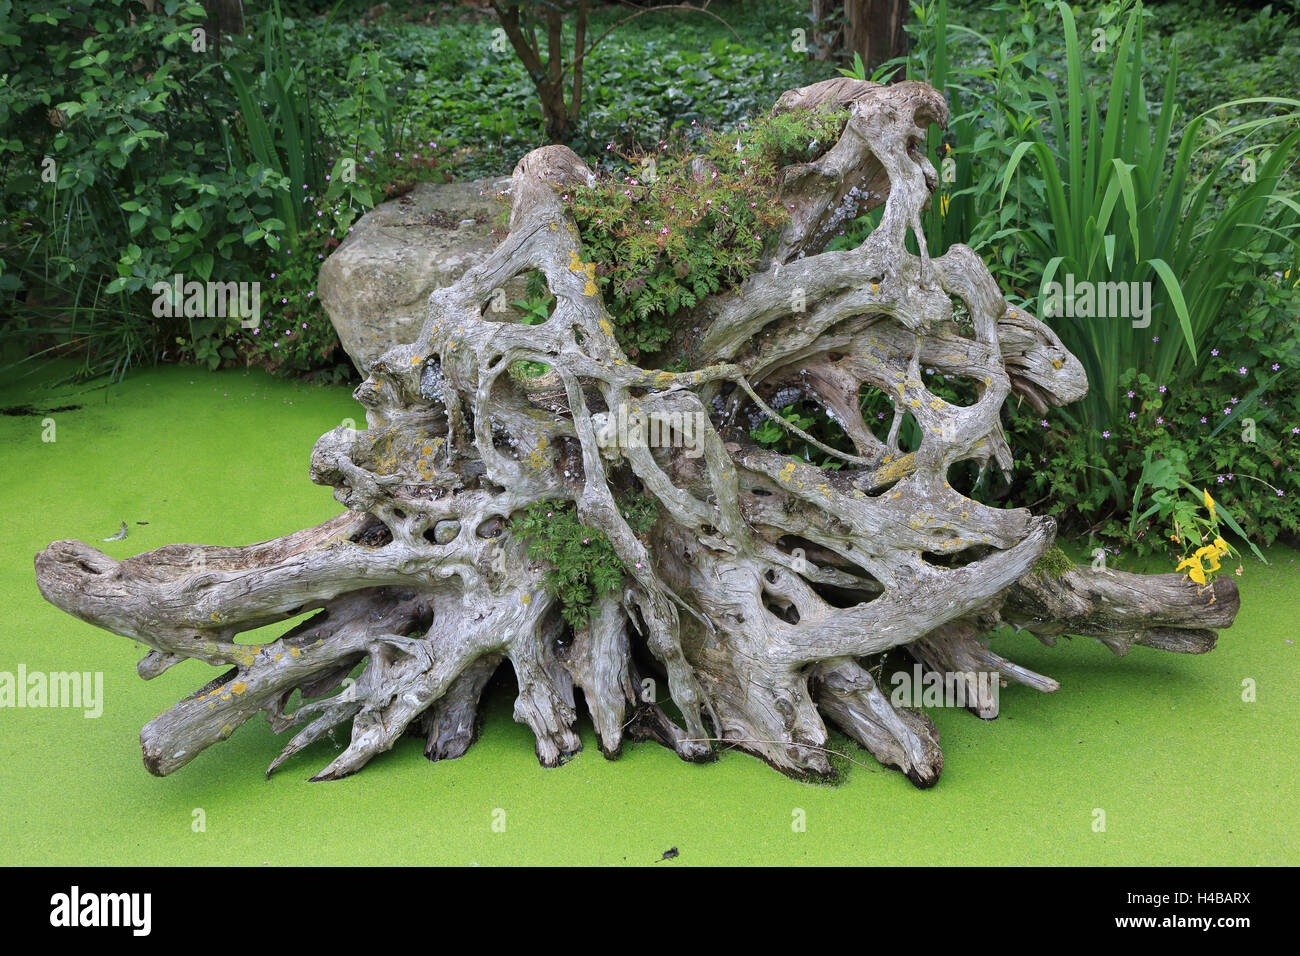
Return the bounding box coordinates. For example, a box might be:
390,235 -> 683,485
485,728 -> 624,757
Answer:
318,176 -> 522,373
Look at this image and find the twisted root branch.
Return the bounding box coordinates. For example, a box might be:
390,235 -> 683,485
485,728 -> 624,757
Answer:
34,79 -> 1238,787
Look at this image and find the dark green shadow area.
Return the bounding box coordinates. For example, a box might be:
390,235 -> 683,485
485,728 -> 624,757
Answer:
2,365 -> 1296,865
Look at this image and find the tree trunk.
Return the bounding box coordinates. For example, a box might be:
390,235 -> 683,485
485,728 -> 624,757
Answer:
492,1 -> 575,143
810,0 -> 839,61
34,79 -> 1240,788
845,0 -> 908,73
201,0 -> 243,36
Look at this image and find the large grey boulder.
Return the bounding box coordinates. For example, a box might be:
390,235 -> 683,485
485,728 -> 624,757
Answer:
318,176 -> 525,373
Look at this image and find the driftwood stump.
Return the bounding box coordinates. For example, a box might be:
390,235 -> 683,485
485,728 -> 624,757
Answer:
34,79 -> 1239,787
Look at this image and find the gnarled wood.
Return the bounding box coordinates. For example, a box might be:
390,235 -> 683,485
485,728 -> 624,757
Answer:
34,79 -> 1239,787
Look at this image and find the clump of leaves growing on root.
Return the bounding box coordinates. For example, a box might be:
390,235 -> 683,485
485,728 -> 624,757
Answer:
566,105 -> 849,362
511,491 -> 659,628
1032,545 -> 1074,578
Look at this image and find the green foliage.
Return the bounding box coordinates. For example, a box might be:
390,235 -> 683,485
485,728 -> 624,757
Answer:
572,9 -> 828,155
750,402 -> 849,470
995,2 -> 1299,433
880,0 -> 1300,549
1150,0 -> 1300,120
511,493 -> 659,628
1118,445 -> 1255,584
1005,258 -> 1299,558
0,0 -> 333,379
750,407 -> 809,447
837,52 -> 870,81
0,0 -> 442,382
507,288 -> 554,378
567,106 -> 847,361
239,233 -> 344,377
283,2 -> 827,179
510,290 -> 553,326
0,0 -> 265,378
225,3 -> 327,248
903,0 -> 1300,358
1032,545 -> 1074,578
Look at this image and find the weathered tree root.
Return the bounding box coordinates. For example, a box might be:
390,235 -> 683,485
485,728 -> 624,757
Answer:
34,78 -> 1239,787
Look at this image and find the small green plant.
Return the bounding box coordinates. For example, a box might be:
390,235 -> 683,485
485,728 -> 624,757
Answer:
1171,490 -> 1238,587
1032,546 -> 1074,578
749,402 -> 846,470
837,52 -> 869,81
566,105 -> 847,361
750,404 -> 815,446
1125,447 -> 1260,574
505,288 -> 554,379
512,492 -> 659,628
510,291 -> 554,326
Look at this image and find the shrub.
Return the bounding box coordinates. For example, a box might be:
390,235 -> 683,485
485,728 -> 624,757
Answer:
511,492 -> 659,628
0,0 -> 273,378
0,0 -> 421,381
1005,253 -> 1299,557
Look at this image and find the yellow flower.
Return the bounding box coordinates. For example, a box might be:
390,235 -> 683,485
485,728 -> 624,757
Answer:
1203,488 -> 1216,523
1176,555 -> 1207,586
1193,545 -> 1222,573
939,194 -> 950,217
1213,536 -> 1229,555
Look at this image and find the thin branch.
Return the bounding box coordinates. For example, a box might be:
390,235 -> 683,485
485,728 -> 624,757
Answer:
735,374 -> 873,466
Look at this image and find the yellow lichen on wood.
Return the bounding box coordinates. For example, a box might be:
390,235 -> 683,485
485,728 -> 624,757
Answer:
870,452 -> 915,485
